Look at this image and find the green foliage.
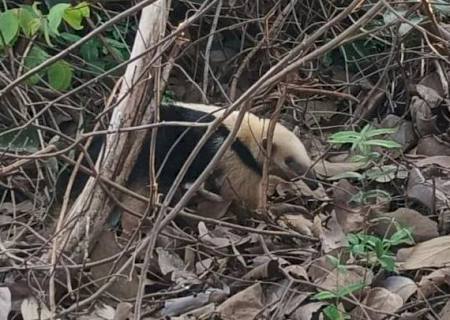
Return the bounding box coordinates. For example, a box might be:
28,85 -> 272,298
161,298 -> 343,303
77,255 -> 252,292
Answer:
1,2 -> 91,91
0,10 -> 19,46
347,228 -> 413,272
350,189 -> 391,206
62,2 -> 90,30
47,60 -> 73,90
163,90 -> 175,104
0,127 -> 40,152
323,304 -> 350,320
24,45 -> 50,84
430,0 -> 450,16
313,282 -> 365,301
328,124 -> 401,162
313,281 -> 363,319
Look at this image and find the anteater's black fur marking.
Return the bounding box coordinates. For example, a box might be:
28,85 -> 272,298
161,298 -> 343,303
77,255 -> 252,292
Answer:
130,104 -> 262,193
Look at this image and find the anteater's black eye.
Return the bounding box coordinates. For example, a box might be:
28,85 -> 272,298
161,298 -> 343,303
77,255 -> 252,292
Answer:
285,156 -> 295,167
285,156 -> 305,174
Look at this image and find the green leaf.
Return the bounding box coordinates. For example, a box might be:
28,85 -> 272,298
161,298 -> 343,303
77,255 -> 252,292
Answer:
388,228 -> 414,246
326,255 -> 341,268
364,139 -> 402,149
47,60 -> 73,91
17,7 -> 41,37
63,2 -> 90,30
73,2 -> 90,18
350,154 -> 370,162
0,10 -> 20,47
24,45 -> 49,84
399,16 -> 424,36
336,282 -> 365,298
48,3 -> 71,35
378,255 -> 396,272
347,234 -> 360,245
323,305 -> 347,320
59,32 -> 81,42
328,132 -> 361,144
312,291 -> 337,301
365,127 -> 398,137
327,171 -> 363,181
383,9 -> 407,25
80,38 -> 100,61
42,19 -> 54,46
108,46 -> 126,61
350,244 -> 366,255
105,37 -> 128,49
31,2 -> 43,17
433,0 -> 450,16
0,127 -> 40,152
365,165 -> 398,182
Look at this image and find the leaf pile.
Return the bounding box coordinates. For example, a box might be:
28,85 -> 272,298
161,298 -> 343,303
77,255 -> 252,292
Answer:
1,1 -> 450,319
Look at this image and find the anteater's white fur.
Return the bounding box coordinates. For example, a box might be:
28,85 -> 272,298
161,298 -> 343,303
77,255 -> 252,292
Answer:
172,102 -> 314,210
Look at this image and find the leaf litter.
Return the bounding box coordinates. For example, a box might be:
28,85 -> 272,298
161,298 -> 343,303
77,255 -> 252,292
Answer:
3,1 -> 450,319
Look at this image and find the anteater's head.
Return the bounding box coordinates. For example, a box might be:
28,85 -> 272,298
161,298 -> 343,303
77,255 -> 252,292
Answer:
262,122 -> 318,189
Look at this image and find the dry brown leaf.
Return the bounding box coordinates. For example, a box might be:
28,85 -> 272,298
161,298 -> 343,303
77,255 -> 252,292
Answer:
331,179 -> 366,233
304,100 -> 338,126
397,236 -> 450,270
279,293 -> 309,318
370,208 -> 438,242
242,260 -> 280,281
162,288 -> 227,317
378,276 -> 417,303
90,231 -> 140,300
419,71 -> 446,98
317,265 -> 373,293
313,159 -> 367,178
409,96 -> 436,137
0,201 -> 36,215
283,265 -> 309,280
274,179 -> 328,201
198,222 -> 249,248
415,156 -> 450,168
157,247 -> 185,276
416,135 -> 450,156
190,191 -> 231,219
350,287 -> 403,320
308,255 -> 335,282
380,115 -> 417,151
397,309 -> 429,320
416,84 -> 443,108
407,168 -> 450,212
291,302 -> 326,320
319,211 -> 347,253
216,283 -> 264,320
278,214 -> 313,236
171,303 -> 216,320
418,267 -> 450,297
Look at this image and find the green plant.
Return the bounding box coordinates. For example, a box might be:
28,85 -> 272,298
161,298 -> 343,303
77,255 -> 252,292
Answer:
328,124 -> 401,162
347,228 -> 413,272
313,282 -> 362,320
162,90 -> 175,103
0,2 -> 90,90
322,304 -> 350,320
349,189 -> 391,206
